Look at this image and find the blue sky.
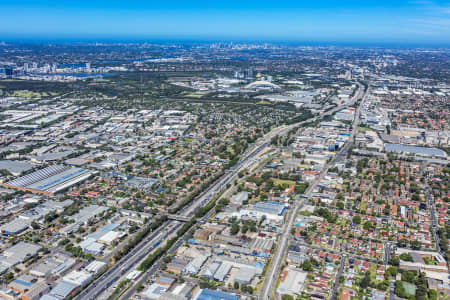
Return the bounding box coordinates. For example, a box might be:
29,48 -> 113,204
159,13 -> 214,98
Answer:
1,0 -> 449,45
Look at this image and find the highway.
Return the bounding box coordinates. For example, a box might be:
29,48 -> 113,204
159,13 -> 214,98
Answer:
77,134 -> 272,300
77,81 -> 366,300
74,221 -> 182,300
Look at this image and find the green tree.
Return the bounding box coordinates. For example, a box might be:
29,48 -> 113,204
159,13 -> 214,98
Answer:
352,215 -> 361,225
230,223 -> 240,235
401,270 -> 417,283
428,289 -> 437,300
389,255 -> 400,266
395,280 -> 407,298
386,266 -> 398,279
301,260 -> 313,272
360,271 -> 371,289
410,240 -> 421,250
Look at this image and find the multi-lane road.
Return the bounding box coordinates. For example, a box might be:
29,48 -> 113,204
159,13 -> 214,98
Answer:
75,221 -> 182,300
76,130 -> 274,300
77,81 -> 367,300
260,82 -> 366,300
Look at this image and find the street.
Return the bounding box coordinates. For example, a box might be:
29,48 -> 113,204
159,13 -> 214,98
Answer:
78,81 -> 367,300
259,82 -> 366,300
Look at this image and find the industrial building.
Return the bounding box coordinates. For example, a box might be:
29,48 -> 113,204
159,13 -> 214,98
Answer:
0,160 -> 34,176
0,242 -> 41,268
3,165 -> 94,196
0,218 -> 30,236
193,289 -> 238,300
253,201 -> 288,216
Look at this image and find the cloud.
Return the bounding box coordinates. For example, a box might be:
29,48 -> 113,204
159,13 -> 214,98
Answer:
409,0 -> 450,14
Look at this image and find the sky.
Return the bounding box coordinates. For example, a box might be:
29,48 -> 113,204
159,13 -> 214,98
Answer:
1,0 -> 449,46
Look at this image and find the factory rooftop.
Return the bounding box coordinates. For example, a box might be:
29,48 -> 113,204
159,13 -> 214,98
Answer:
3,165 -> 94,195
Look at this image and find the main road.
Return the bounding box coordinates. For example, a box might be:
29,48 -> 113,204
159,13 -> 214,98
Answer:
427,188 -> 442,254
78,81 -> 366,300
77,132 -> 274,300
259,82 -> 367,300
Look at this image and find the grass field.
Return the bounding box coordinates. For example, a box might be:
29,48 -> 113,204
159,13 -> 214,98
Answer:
185,93 -> 204,98
360,201 -> 367,211
11,90 -> 55,99
369,264 -> 376,281
257,100 -> 271,105
402,282 -> 416,295
226,145 -> 235,154
271,178 -> 296,186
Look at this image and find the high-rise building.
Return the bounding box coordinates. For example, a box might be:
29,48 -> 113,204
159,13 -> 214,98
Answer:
247,68 -> 253,79
4,67 -> 14,77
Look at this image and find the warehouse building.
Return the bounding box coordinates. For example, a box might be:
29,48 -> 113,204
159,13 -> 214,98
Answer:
0,242 -> 41,268
184,255 -> 208,274
0,160 -> 34,176
21,281 -> 50,300
83,260 -> 107,275
3,165 -> 94,196
0,218 -> 30,236
193,289 -> 238,300
253,201 -> 288,216
78,238 -> 105,255
231,191 -> 249,204
125,176 -> 159,190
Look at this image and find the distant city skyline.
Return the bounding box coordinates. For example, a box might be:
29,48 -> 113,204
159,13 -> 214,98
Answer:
1,0 -> 450,46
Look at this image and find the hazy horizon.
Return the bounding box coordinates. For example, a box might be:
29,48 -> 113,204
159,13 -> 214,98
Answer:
1,0 -> 450,47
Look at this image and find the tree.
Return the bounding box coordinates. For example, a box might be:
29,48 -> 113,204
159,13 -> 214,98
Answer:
416,284 -> 428,300
399,253 -> 413,262
352,215 -> 361,225
410,240 -> 421,250
428,289 -> 437,300
386,266 -> 398,279
377,280 -> 389,291
395,280 -> 407,298
416,271 -> 428,300
389,255 -> 400,266
230,223 -> 240,235
30,221 -> 40,230
301,260 -> 313,271
363,221 -> 372,230
282,295 -> 294,300
401,270 -> 417,283
234,282 -> 240,290
359,271 -> 371,289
